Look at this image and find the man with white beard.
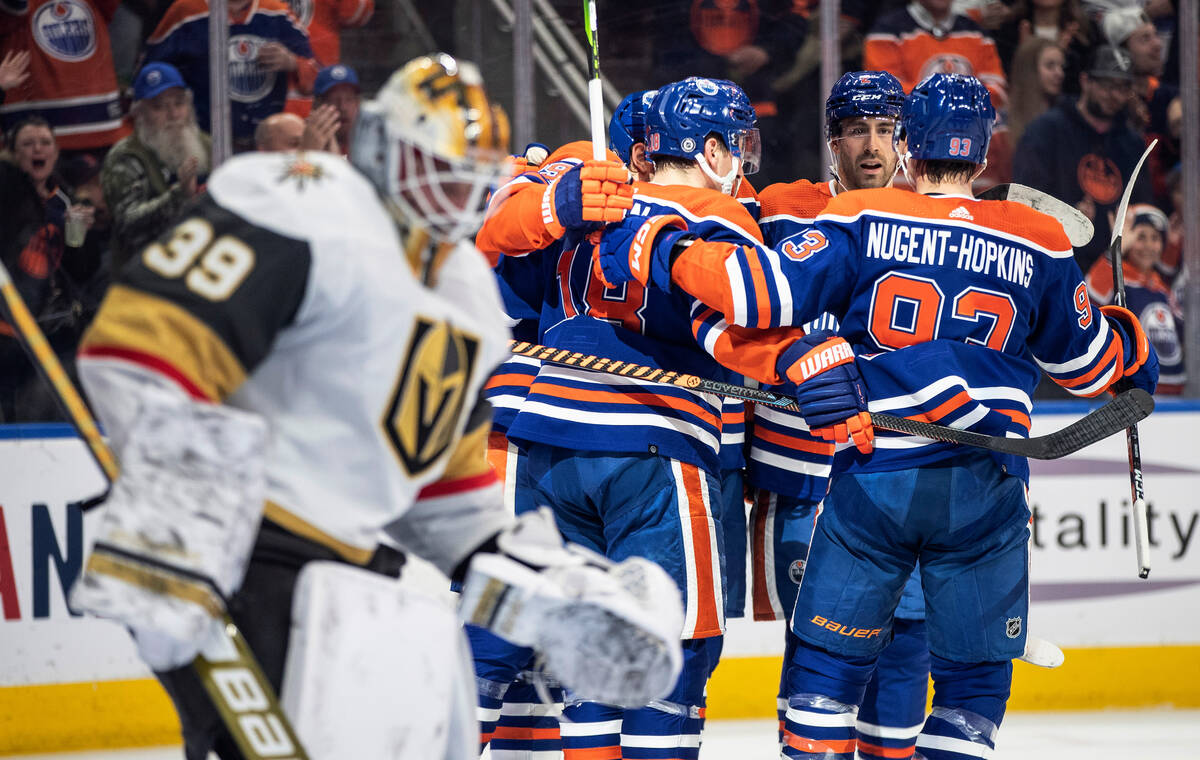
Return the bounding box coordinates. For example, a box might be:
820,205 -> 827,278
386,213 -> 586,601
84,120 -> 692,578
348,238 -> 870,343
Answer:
101,63 -> 211,269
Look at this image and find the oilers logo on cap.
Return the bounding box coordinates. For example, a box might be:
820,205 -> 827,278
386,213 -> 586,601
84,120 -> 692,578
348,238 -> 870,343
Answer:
147,70 -> 162,86
330,65 -> 349,80
695,78 -> 719,96
33,0 -> 97,62
228,35 -> 275,103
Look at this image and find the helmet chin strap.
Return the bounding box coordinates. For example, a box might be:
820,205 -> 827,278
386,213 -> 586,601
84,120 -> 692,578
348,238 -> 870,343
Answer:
695,152 -> 741,196
898,148 -> 913,187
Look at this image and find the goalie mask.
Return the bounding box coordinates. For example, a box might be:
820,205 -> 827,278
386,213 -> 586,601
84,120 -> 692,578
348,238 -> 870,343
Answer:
350,54 -> 510,243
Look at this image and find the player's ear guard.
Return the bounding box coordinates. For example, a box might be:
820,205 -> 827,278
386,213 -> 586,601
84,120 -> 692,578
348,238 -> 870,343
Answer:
593,213 -> 690,289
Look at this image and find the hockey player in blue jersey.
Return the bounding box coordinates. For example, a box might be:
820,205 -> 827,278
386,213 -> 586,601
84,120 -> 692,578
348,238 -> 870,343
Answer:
751,70 -> 931,759
476,76 -> 773,759
596,72 -> 1158,759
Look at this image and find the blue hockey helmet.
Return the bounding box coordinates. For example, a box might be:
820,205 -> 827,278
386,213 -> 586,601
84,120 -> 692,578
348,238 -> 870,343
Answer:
824,70 -> 905,138
609,89 -> 657,165
899,73 -> 995,165
645,77 -> 760,192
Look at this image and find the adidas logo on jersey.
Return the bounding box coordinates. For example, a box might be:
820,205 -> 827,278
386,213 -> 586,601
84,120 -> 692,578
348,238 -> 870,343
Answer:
949,206 -> 974,221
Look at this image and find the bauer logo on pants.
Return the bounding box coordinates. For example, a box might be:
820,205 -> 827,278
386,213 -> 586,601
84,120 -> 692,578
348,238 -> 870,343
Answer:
1006,616 -> 1022,638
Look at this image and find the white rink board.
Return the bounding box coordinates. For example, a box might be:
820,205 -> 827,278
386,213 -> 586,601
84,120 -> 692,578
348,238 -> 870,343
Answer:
722,402 -> 1200,657
2,403 -> 1199,686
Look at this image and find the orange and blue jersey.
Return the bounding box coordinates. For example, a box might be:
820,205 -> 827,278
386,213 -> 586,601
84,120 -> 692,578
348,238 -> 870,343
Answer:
0,0 -> 131,150
745,178 -> 841,499
671,187 -> 1128,478
502,179 -> 775,477
145,0 -> 316,139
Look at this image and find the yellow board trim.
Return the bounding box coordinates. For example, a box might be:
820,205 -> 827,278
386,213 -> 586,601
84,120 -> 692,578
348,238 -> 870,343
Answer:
1,646 -> 1197,754
705,644 -> 1200,719
0,679 -> 179,755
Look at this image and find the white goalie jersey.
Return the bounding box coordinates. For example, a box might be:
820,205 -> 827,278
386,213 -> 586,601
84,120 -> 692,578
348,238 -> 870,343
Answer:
78,151 -> 513,569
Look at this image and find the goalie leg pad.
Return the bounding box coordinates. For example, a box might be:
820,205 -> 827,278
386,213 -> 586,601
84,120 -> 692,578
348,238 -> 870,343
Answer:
281,561 -> 476,760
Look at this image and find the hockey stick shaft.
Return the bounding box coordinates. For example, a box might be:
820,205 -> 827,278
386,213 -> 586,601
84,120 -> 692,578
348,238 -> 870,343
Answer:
582,0 -> 605,160
1109,139 -> 1157,580
0,260 -> 309,759
0,261 -> 118,489
510,341 -> 1152,460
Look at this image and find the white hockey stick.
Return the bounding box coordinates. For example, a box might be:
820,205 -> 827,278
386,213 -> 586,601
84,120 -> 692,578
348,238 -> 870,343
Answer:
1021,634 -> 1065,669
976,183 -> 1095,247
582,0 -> 605,161
1108,139 -> 1157,580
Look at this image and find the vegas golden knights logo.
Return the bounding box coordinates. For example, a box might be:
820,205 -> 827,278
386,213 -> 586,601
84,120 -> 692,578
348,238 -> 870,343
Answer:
383,317 -> 481,476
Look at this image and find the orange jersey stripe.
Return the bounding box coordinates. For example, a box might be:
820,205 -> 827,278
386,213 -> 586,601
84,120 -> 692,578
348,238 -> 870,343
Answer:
856,739 -> 916,758
913,390 -> 972,424
491,726 -> 561,741
996,408 -> 1032,430
784,731 -> 856,754
680,462 -> 722,638
531,383 -> 721,429
563,747 -> 621,760
753,426 -> 836,455
750,491 -> 777,621
1056,338 -> 1121,391
485,372 -> 536,391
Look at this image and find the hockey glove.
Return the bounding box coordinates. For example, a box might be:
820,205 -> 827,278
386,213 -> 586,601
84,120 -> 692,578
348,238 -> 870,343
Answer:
593,213 -> 691,289
1101,305 -> 1159,394
541,159 -> 634,238
458,508 -> 684,707
780,332 -> 874,454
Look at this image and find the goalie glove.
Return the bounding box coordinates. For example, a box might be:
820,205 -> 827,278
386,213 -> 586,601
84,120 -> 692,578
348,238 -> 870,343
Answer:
541,159 -> 634,238
458,507 -> 684,707
1101,304 -> 1158,394
781,332 -> 874,454
593,213 -> 691,289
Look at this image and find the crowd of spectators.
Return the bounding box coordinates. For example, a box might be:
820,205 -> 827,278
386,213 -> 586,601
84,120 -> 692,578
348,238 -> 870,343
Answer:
0,0 -> 369,421
644,0 -> 1189,394
0,0 -> 1191,423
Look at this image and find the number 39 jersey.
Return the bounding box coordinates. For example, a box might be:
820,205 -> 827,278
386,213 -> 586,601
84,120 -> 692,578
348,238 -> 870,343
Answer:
78,151 -> 512,564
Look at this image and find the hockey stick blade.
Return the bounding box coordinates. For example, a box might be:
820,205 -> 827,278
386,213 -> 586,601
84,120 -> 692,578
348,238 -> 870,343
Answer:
510,341 -> 1154,460
872,388 -> 1152,459
977,183 -> 1094,247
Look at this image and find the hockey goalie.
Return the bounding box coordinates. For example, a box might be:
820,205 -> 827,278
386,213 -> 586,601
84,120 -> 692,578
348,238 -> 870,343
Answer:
67,54 -> 683,760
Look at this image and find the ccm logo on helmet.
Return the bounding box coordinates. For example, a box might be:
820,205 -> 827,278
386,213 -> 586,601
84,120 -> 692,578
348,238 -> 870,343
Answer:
793,340 -> 854,382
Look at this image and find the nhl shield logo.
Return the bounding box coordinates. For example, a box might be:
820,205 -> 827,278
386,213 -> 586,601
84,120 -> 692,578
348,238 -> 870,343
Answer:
1006,616 -> 1022,638
228,35 -> 275,103
33,0 -> 97,62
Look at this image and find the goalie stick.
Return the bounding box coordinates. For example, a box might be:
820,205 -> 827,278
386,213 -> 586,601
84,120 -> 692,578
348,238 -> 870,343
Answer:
1108,139 -> 1157,580
976,182 -> 1094,247
510,340 -> 1153,460
0,259 -> 310,760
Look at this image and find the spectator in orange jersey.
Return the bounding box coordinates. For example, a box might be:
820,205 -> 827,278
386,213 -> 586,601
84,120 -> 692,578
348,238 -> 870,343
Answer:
1086,204 -> 1184,393
144,0 -> 317,148
0,0 -> 131,154
280,0 -> 372,115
